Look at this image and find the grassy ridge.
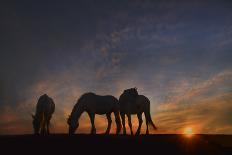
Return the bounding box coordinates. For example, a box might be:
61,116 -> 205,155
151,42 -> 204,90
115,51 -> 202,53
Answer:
0,134 -> 231,154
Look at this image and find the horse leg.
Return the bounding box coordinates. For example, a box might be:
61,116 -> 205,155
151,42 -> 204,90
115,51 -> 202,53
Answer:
43,120 -> 47,135
41,125 -> 45,135
46,119 -> 50,135
46,122 -> 49,135
105,113 -> 112,134
40,127 -> 43,135
121,113 -> 126,135
89,113 -> 96,134
135,113 -> 143,136
145,113 -> 149,135
127,114 -> 133,135
114,111 -> 121,134
40,121 -> 46,135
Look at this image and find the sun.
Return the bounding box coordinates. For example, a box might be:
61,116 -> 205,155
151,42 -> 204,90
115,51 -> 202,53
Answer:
184,127 -> 194,137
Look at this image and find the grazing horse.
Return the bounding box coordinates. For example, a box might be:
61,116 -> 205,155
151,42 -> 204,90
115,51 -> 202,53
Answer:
32,94 -> 55,135
119,88 -> 157,135
67,92 -> 121,135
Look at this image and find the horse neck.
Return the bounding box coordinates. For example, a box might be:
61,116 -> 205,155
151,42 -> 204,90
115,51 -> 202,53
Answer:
71,104 -> 84,122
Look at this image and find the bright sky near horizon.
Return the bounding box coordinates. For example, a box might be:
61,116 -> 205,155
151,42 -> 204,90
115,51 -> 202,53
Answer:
0,0 -> 232,135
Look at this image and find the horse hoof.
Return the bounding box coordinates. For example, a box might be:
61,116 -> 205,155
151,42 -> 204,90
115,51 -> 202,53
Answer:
135,132 -> 140,136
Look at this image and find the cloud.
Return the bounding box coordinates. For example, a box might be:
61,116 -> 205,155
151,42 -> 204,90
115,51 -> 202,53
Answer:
159,70 -> 232,107
1,1 -> 232,135
151,70 -> 232,134
0,105 -> 31,134
156,92 -> 232,134
0,68 -> 125,134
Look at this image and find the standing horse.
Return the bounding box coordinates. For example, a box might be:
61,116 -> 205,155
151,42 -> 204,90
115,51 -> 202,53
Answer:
119,88 -> 157,135
32,94 -> 55,135
67,92 -> 121,135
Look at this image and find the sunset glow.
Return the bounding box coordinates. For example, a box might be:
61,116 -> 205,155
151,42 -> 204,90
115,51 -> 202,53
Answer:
184,127 -> 194,137
0,1 -> 232,135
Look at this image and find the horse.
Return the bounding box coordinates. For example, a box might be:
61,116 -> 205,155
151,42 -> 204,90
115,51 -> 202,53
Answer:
32,94 -> 55,135
67,92 -> 121,135
119,88 -> 157,135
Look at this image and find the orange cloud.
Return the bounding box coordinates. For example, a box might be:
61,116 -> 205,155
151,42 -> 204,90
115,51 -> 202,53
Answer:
0,69 -> 231,135
0,105 -> 31,134
153,92 -> 232,134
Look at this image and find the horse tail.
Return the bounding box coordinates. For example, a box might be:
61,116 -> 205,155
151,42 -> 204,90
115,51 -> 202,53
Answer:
145,103 -> 157,130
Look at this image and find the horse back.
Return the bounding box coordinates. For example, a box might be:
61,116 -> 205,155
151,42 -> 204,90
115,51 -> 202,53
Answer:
137,95 -> 149,103
80,93 -> 119,113
101,95 -> 118,103
119,94 -> 150,114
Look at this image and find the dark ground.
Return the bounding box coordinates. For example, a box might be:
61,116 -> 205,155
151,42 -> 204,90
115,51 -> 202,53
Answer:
0,134 -> 231,155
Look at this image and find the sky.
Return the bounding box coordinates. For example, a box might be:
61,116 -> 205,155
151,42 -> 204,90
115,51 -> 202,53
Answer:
0,0 -> 232,135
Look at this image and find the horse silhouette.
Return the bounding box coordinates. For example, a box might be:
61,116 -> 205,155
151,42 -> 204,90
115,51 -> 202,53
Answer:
119,88 -> 157,135
32,94 -> 55,135
67,92 -> 121,135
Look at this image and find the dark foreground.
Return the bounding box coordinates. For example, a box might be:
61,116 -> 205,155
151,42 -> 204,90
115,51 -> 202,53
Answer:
0,134 -> 232,155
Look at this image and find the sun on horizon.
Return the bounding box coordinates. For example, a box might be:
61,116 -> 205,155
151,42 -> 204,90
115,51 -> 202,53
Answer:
184,127 -> 194,137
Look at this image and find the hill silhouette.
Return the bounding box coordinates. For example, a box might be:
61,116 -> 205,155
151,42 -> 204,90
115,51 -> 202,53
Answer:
0,134 -> 231,155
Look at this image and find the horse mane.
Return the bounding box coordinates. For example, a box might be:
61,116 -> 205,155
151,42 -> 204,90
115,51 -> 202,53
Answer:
38,94 -> 49,103
68,92 -> 97,125
70,92 -> 95,116
123,88 -> 139,96
75,92 -> 95,104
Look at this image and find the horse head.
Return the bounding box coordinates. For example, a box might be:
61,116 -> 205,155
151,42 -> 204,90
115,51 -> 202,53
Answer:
67,115 -> 79,135
31,114 -> 40,134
